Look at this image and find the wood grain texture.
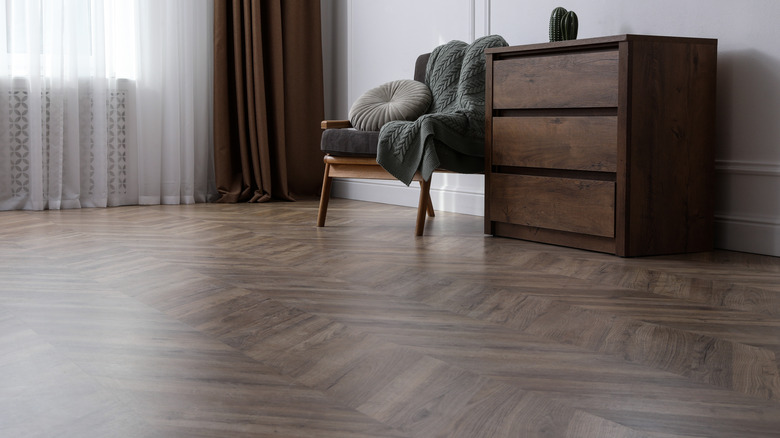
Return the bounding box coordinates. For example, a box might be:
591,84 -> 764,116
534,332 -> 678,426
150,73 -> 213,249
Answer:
624,39 -> 717,256
1,200 -> 780,437
492,49 -> 619,109
490,173 -> 616,237
493,221 -> 616,254
492,116 -> 618,172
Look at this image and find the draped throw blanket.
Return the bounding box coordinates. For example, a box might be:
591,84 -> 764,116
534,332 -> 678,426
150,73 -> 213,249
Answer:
376,35 -> 508,185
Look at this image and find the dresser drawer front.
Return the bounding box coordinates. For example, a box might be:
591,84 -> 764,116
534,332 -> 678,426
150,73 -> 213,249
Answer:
493,50 -> 619,109
489,174 -> 615,237
493,116 -> 617,171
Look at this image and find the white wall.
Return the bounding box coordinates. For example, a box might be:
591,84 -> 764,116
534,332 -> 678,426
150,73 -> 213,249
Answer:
321,0 -> 780,256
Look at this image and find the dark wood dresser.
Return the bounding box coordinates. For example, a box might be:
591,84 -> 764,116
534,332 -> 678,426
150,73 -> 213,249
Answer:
484,34 -> 717,257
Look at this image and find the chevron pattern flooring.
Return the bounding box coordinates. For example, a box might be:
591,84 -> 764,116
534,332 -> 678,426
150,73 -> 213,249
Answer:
1,198 -> 779,437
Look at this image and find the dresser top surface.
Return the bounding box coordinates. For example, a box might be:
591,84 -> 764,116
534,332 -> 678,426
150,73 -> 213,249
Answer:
486,34 -> 718,56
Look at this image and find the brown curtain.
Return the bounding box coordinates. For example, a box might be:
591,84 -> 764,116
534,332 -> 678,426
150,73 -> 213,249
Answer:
213,0 -> 325,203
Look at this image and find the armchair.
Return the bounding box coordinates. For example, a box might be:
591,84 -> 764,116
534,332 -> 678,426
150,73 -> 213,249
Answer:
317,35 -> 508,236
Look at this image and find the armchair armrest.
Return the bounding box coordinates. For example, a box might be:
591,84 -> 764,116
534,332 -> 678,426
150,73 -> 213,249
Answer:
321,120 -> 352,130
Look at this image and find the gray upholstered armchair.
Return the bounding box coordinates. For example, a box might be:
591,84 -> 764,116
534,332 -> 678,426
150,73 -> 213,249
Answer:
317,35 -> 508,236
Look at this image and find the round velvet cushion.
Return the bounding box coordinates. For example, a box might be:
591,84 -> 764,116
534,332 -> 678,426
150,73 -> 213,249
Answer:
349,79 -> 432,131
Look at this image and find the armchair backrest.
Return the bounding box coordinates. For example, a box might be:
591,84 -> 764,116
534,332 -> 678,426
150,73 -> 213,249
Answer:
414,53 -> 431,83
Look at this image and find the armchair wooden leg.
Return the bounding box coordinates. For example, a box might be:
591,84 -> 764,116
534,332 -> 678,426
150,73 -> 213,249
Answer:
317,162 -> 332,227
415,178 -> 432,236
426,196 -> 435,217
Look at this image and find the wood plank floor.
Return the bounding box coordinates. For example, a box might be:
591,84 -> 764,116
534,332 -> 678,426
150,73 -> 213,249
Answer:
1,198 -> 779,437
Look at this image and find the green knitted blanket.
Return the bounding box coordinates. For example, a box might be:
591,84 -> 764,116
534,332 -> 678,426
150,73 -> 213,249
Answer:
376,35 -> 508,185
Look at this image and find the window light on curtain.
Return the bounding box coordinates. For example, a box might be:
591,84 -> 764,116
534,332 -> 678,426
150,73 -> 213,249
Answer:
0,0 -> 215,211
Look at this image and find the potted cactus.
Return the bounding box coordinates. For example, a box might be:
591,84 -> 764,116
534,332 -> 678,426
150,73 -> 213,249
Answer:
549,7 -> 578,42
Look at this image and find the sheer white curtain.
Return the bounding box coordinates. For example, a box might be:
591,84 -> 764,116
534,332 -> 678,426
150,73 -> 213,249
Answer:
0,0 -> 215,210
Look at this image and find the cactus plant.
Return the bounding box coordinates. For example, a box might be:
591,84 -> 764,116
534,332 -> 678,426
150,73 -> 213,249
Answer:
549,7 -> 567,42
549,7 -> 578,42
561,10 -> 578,40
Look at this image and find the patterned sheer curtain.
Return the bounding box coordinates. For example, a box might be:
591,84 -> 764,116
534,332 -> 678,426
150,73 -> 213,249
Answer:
0,0 -> 215,210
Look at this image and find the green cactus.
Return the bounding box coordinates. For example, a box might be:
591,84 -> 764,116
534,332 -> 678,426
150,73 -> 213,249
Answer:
549,7 -> 567,42
561,11 -> 578,40
549,7 -> 578,42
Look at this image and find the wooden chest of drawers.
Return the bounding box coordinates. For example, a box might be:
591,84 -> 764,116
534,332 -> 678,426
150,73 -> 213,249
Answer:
484,35 -> 717,256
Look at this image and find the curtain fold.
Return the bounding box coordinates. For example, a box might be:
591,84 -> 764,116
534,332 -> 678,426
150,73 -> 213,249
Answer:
0,0 -> 216,211
135,0 -> 216,205
213,0 -> 324,203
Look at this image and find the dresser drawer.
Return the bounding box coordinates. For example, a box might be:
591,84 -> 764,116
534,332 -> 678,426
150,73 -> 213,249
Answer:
492,50 -> 619,109
493,116 -> 617,172
489,174 -> 615,237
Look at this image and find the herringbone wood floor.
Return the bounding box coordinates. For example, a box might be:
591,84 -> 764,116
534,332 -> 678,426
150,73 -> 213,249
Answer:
1,199 -> 779,437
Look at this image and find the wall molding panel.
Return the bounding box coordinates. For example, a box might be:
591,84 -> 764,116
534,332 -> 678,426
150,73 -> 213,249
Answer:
715,159 -> 780,177
475,0 -> 491,37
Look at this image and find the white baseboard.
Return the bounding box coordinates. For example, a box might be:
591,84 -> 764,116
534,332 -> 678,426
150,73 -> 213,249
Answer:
715,214 -> 780,257
714,160 -> 780,256
331,174 -> 485,217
